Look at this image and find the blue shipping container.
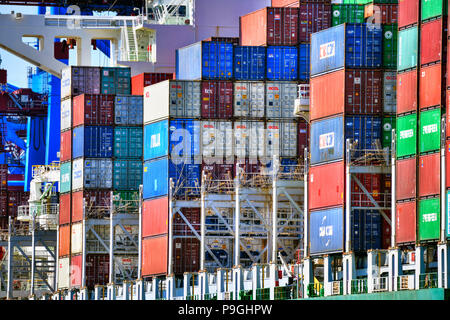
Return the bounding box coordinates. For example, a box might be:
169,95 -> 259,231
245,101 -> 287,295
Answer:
309,207 -> 344,255
143,157 -> 201,199
310,24 -> 382,76
143,119 -> 201,161
114,127 -> 143,159
72,125 -> 113,159
310,115 -> 382,165
176,41 -> 234,80
298,43 -> 310,81
266,46 -> 298,81
115,95 -> 143,125
351,210 -> 382,252
234,46 -> 266,81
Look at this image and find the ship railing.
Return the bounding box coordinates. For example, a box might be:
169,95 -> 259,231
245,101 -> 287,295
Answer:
274,284 -> 297,300
204,292 -> 217,300
44,15 -> 139,29
419,273 -> 438,289
330,280 -> 343,296
397,274 -> 415,290
350,278 -> 368,294
372,276 -> 388,292
307,282 -> 324,298
255,287 -> 270,300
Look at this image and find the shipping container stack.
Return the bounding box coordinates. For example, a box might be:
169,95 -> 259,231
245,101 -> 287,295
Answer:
396,1 -> 447,259
0,164 -> 7,230
58,66 -> 149,290
308,4 -> 398,269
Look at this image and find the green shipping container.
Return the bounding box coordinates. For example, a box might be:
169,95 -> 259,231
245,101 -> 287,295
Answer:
396,113 -> 417,158
383,24 -> 397,69
113,160 -> 143,191
398,27 -> 418,72
382,116 -> 396,148
421,0 -> 448,22
331,4 -> 365,26
60,162 -> 72,193
101,67 -> 131,95
419,198 -> 440,241
114,127 -> 143,159
419,108 -> 441,153
113,190 -> 139,211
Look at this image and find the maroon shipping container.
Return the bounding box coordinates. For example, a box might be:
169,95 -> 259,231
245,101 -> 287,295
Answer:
398,0 -> 418,29
240,7 -> 299,46
298,120 -> 309,159
421,19 -> 444,66
142,197 -> 169,238
272,0 -> 299,7
131,73 -> 173,95
381,211 -> 391,249
142,235 -> 168,277
201,81 -> 234,119
173,208 -> 200,237
60,130 -> 71,162
396,157 -> 416,201
235,158 -> 262,174
8,191 -> 28,218
0,217 -> 7,230
204,37 -> 240,44
59,193 -> 71,225
0,69 -> 6,84
72,94 -> 114,127
173,238 -> 200,274
309,161 -> 344,210
299,3 -> 332,42
310,69 -> 383,121
419,63 -> 445,110
54,42 -> 69,60
202,161 -> 235,181
351,173 -> 382,207
59,224 -> 70,258
397,69 -> 417,115
0,191 -> 7,217
0,164 -> 7,191
72,190 -> 111,222
396,200 -> 416,245
364,4 -> 398,24
419,153 -> 440,198
70,254 -> 109,289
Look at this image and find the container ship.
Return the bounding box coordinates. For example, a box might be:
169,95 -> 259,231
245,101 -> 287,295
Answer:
0,0 -> 448,301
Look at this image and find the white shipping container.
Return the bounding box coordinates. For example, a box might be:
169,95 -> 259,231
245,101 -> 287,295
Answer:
201,121 -> 233,158
266,121 -> 298,158
234,81 -> 265,118
144,80 -> 201,124
58,257 -> 70,289
383,72 -> 396,114
266,82 -> 298,118
234,121 -> 265,159
61,67 -> 72,101
72,158 -> 113,191
60,99 -> 72,131
71,222 -> 83,255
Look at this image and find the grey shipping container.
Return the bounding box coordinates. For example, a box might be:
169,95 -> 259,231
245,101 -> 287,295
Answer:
72,158 -> 113,191
61,66 -> 101,100
234,81 -> 265,118
383,72 -> 396,114
115,95 -> 144,125
266,121 -> 298,158
266,82 -> 298,118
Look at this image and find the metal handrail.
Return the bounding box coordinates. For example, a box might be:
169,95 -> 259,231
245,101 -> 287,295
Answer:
372,276 -> 388,292
350,278 -> 368,294
397,275 -> 415,290
419,273 -> 438,289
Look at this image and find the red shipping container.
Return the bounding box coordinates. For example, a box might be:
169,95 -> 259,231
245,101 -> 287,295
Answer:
351,173 -> 382,208
142,235 -> 168,277
419,153 -> 440,198
173,207 -> 200,237
298,120 -> 309,159
173,238 -> 200,274
240,7 -> 299,46
131,72 -> 173,95
72,94 -> 114,127
72,190 -> 111,222
397,69 -> 417,115
381,212 -> 392,249
0,191 -> 7,217
396,200 -> 416,245
0,69 -> 6,84
446,140 -> 450,188
398,0 -> 418,29
59,224 -> 70,257
8,191 -> 28,218
0,164 -> 7,191
298,3 -> 332,42
54,41 -> 69,60
421,19 -> 444,66
419,64 -> 445,110
60,130 -> 71,162
310,69 -> 383,121
364,4 -> 398,24
309,161 -> 344,210
396,157 -> 416,201
447,91 -> 450,139
142,197 -> 169,238
59,193 -> 71,225
201,81 -> 234,119
272,0 -> 299,7
70,254 -> 82,287
70,254 -> 109,289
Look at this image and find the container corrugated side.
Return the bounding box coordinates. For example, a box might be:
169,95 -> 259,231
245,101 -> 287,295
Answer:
420,18 -> 444,66
419,108 -> 441,154
396,113 -> 417,158
142,197 -> 169,237
396,157 -> 416,201
309,207 -> 344,255
142,235 -> 168,276
398,0 -> 419,28
58,257 -> 70,289
71,222 -> 82,255
72,126 -> 114,159
419,153 -> 440,198
115,95 -> 144,125
398,26 -> 418,72
419,63 -> 445,110
266,46 -> 298,81
59,224 -> 71,257
396,201 -> 416,244
233,81 -> 265,118
72,158 -> 113,191
113,160 -> 143,191
266,81 -> 298,118
299,3 -> 332,42
60,99 -> 72,132
309,161 -> 344,210
233,46 -> 266,81
266,121 -> 298,158
418,198 -> 440,241
396,69 -> 417,115
114,127 -> 143,159
421,0 -> 447,22
60,162 -> 71,193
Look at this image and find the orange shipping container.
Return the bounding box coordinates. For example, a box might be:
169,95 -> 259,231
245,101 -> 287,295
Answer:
309,161 -> 345,210
419,64 -> 444,110
310,70 -> 345,121
59,193 -> 71,225
142,235 -> 168,277
59,224 -> 70,258
397,69 -> 417,115
142,197 -> 169,238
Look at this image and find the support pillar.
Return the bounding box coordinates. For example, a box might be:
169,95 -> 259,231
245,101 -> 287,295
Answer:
166,275 -> 175,300
199,270 -> 208,300
269,262 -> 277,300
323,255 -> 332,296
122,281 -> 131,300
388,248 -> 402,291
415,246 -> 426,290
135,279 -> 146,300
200,174 -> 206,271
79,287 -> 89,300
152,277 -> 160,300
30,215 -> 36,296
272,156 -> 279,264
216,269 -> 225,300
367,250 -> 375,293
6,218 -> 13,300
302,257 -> 313,298
107,283 -> 116,300
94,285 -> 105,300
342,252 -> 355,295
234,169 -> 240,267
233,266 -> 243,300
252,264 -> 261,300
183,273 -> 191,300
109,193 -> 114,285
438,243 -> 450,288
